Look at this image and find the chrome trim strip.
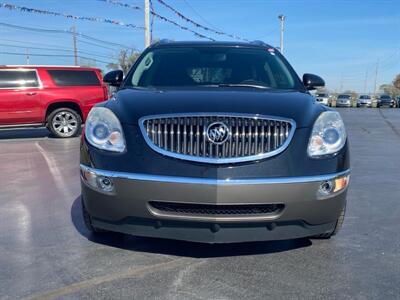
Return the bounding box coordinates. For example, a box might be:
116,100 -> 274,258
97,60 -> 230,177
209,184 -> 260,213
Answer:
138,113 -> 297,164
0,123 -> 43,129
80,164 -> 350,186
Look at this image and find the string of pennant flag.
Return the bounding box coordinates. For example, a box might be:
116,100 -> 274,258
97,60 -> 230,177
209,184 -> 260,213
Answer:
0,3 -> 145,29
155,0 -> 249,42
97,0 -> 141,10
150,10 -> 215,41
99,0 -> 247,42
0,1 -> 250,42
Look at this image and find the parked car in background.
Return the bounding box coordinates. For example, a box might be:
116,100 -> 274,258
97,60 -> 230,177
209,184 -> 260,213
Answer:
80,41 -> 350,243
396,96 -> 400,108
0,65 -> 108,138
357,95 -> 372,107
315,92 -> 330,106
377,94 -> 395,108
336,94 -> 352,107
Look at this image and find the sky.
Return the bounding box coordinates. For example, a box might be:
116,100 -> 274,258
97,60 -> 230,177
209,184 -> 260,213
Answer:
0,0 -> 399,93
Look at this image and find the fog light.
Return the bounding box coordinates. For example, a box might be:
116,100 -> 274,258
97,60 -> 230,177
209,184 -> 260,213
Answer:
319,180 -> 334,196
97,176 -> 114,192
81,167 -> 115,193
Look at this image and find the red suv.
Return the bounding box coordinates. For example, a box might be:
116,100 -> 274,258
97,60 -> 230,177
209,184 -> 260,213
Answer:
0,66 -> 108,138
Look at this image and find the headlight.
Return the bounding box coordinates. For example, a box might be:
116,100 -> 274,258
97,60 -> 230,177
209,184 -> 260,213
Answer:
307,111 -> 346,158
85,107 -> 126,152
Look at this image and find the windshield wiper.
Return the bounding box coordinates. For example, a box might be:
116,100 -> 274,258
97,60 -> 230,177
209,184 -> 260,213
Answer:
216,83 -> 270,89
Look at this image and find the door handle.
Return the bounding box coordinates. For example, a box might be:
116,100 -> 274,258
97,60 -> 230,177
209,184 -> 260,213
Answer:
26,92 -> 37,96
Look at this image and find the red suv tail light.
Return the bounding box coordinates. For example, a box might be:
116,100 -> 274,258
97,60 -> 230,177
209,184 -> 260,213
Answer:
102,85 -> 109,100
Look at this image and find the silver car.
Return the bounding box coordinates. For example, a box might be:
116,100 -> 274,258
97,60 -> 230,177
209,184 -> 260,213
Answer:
336,94 -> 352,107
357,95 -> 372,107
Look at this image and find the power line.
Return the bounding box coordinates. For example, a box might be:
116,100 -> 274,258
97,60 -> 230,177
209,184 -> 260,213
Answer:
0,51 -> 110,64
76,38 -> 122,51
0,43 -> 114,59
182,0 -> 222,32
0,22 -> 135,49
0,38 -> 116,58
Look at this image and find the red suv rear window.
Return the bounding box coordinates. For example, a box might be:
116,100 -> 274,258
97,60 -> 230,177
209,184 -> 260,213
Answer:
47,70 -> 100,86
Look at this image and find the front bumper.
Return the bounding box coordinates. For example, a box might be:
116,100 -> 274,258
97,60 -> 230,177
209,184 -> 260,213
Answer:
336,102 -> 352,107
81,165 -> 349,243
316,98 -> 329,105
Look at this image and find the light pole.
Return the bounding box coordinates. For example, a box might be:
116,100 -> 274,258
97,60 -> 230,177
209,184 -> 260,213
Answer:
144,0 -> 151,48
278,14 -> 285,54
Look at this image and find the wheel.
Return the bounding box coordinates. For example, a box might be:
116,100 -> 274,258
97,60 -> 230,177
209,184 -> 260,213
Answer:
81,196 -> 108,234
47,108 -> 81,138
313,202 -> 346,239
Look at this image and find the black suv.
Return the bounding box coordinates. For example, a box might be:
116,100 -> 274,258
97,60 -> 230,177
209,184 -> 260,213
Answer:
80,41 -> 350,243
378,94 -> 395,108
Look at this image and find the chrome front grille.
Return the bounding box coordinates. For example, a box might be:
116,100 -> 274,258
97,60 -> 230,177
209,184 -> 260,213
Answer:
139,113 -> 296,164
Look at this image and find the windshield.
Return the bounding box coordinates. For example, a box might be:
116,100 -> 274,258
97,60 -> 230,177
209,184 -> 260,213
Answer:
380,95 -> 391,99
338,95 -> 350,99
317,93 -> 327,97
360,95 -> 370,99
124,46 -> 303,90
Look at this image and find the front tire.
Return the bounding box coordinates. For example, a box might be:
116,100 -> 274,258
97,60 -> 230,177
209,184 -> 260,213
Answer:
47,108 -> 81,138
313,202 -> 346,239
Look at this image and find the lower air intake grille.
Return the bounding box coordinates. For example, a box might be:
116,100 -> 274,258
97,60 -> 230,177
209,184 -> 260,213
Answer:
149,201 -> 284,216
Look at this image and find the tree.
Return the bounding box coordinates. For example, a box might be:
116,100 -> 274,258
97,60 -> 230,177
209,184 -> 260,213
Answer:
343,90 -> 358,100
393,74 -> 400,90
379,83 -> 400,98
107,49 -> 141,75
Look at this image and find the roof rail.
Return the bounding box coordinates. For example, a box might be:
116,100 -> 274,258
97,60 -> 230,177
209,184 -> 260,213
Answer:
0,65 -> 86,68
152,39 -> 174,45
250,40 -> 272,47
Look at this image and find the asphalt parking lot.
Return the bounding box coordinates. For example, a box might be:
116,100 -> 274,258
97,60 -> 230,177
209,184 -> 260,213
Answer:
1,108 -> 399,300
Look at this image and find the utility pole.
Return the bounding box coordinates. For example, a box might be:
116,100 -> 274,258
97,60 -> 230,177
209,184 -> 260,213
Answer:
144,0 -> 151,48
339,72 -> 343,92
26,48 -> 30,65
71,25 -> 78,66
278,14 -> 285,54
373,60 -> 379,97
364,69 -> 368,94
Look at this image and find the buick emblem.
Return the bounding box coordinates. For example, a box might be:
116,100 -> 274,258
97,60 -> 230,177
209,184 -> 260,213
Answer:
206,122 -> 230,145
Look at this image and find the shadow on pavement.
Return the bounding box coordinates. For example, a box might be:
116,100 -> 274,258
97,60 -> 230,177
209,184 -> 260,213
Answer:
0,128 -> 52,140
71,197 -> 312,258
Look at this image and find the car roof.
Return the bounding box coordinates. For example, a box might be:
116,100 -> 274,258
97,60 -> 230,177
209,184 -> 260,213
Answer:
0,65 -> 101,71
149,40 -> 274,49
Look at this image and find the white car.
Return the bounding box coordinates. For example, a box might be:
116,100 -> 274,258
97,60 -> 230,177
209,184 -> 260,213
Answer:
357,95 -> 372,107
315,93 -> 329,106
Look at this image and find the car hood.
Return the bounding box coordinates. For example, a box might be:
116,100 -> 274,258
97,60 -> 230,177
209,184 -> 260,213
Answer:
106,88 -> 325,128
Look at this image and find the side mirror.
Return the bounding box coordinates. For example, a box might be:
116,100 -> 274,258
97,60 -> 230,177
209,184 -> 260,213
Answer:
303,73 -> 325,90
103,70 -> 123,87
